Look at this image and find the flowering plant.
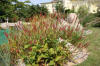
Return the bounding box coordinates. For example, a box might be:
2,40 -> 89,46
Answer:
9,14 -> 88,65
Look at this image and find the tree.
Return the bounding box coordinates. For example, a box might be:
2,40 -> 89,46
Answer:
55,1 -> 65,13
0,0 -> 31,22
0,0 -> 48,22
29,5 -> 48,17
15,1 -> 30,19
0,0 -> 18,22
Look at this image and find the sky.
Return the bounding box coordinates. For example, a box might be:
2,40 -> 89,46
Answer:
19,0 -> 53,5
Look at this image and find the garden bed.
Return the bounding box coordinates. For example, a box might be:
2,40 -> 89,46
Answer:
6,14 -> 89,66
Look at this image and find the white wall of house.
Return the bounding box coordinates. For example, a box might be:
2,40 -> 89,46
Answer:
41,0 -> 98,14
63,0 -> 72,9
45,3 -> 53,13
41,2 -> 56,13
63,0 -> 98,13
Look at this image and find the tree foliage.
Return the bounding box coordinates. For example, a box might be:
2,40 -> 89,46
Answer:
55,1 -> 65,13
77,5 -> 89,18
29,5 -> 48,17
0,0 -> 48,22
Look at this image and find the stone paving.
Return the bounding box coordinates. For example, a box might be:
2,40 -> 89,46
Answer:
64,43 -> 89,66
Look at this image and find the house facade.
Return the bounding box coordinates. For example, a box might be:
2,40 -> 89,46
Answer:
40,0 -> 98,13
63,0 -> 98,13
40,1 -> 57,13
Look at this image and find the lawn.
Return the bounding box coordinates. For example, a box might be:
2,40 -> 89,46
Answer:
77,27 -> 100,66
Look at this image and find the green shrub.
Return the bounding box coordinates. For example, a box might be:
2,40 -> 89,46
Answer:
65,9 -> 75,14
77,5 -> 89,18
9,15 -> 72,65
0,44 -> 10,66
95,7 -> 100,17
55,1 -> 65,13
81,14 -> 96,26
92,22 -> 100,27
9,14 -> 88,65
91,17 -> 100,27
